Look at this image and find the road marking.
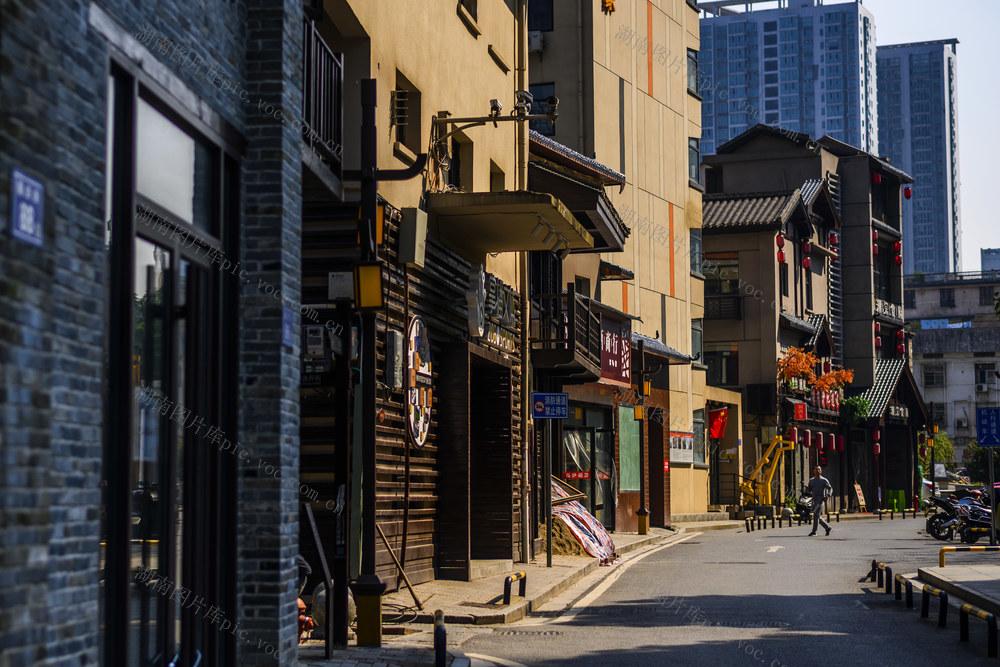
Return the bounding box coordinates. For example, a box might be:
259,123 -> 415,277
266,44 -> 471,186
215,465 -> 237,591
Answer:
541,532 -> 703,625
854,600 -> 869,610
766,546 -> 784,553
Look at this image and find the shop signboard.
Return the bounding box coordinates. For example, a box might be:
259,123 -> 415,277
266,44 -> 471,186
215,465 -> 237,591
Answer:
467,265 -> 518,353
407,316 -> 432,447
600,316 -> 631,387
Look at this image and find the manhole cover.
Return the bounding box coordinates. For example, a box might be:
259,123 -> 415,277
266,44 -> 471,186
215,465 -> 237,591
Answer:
495,630 -> 564,636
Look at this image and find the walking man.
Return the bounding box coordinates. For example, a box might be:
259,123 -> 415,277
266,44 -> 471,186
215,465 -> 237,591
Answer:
806,466 -> 832,536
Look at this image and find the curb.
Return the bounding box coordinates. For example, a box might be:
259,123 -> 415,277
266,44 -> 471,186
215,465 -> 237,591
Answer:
918,567 -> 1000,619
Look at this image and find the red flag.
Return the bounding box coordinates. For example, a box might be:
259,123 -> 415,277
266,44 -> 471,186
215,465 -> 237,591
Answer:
708,407 -> 728,439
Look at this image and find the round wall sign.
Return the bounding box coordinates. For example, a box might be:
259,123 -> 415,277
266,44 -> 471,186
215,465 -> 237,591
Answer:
407,316 -> 432,447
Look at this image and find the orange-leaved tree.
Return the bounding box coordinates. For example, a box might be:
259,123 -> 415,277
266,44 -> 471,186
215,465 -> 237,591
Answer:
776,347 -> 818,384
814,367 -> 854,393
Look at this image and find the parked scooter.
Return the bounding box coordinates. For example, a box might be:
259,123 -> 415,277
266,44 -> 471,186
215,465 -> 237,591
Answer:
926,495 -> 960,541
957,502 -> 995,544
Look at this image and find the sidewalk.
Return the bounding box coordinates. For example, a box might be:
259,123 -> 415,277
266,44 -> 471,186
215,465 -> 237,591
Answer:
917,563 -> 1000,616
298,527 -> 688,665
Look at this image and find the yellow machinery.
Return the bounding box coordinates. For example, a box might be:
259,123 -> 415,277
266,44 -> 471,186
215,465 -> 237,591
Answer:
740,435 -> 795,507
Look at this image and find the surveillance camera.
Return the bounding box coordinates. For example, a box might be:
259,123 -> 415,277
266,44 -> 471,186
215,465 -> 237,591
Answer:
546,96 -> 559,109
515,90 -> 534,108
490,99 -> 503,114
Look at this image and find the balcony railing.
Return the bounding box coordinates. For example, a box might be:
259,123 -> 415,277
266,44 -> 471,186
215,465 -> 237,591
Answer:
302,19 -> 344,175
531,289 -> 601,374
705,294 -> 742,320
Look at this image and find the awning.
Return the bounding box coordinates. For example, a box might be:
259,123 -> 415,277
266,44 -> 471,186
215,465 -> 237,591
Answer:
599,259 -> 634,281
632,332 -> 691,365
427,191 -> 594,259
857,358 -> 906,419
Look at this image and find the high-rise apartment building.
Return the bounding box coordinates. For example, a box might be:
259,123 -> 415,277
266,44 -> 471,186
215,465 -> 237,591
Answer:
698,0 -> 877,156
878,39 -> 961,275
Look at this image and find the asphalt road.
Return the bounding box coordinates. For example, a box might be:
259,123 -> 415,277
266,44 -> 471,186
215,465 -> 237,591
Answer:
458,517 -> 997,667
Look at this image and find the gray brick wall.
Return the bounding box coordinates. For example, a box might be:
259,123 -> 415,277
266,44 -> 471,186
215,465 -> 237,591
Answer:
1,0 -> 303,664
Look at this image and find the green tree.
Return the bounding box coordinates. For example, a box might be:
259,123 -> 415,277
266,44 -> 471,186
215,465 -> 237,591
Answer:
965,440 -> 1000,485
839,396 -> 870,429
919,431 -> 955,473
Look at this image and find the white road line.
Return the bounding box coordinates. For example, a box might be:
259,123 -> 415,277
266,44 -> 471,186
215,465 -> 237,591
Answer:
545,532 -> 704,625
766,545 -> 784,553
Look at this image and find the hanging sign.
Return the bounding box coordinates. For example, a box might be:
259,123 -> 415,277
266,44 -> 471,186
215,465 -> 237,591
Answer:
467,266 -> 518,353
794,401 -> 807,421
600,316 -> 631,386
407,316 -> 433,447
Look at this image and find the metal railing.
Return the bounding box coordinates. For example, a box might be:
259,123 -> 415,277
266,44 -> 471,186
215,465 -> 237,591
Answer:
302,19 -> 344,174
705,294 -> 741,320
531,289 -> 601,369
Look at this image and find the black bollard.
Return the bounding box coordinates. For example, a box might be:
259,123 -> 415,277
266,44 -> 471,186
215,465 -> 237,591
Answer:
434,610 -> 446,667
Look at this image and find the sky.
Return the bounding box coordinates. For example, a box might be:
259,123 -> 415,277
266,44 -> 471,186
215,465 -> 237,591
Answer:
860,0 -> 999,271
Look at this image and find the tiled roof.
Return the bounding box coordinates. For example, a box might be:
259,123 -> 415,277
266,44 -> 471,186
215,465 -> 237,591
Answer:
780,312 -> 817,333
703,190 -> 802,231
806,314 -> 826,348
529,130 -> 626,185
817,136 -> 914,183
799,179 -> 824,206
858,358 -> 906,419
632,332 -> 691,363
714,124 -> 815,154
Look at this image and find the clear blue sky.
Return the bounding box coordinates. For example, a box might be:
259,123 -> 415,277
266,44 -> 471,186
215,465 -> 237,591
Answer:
861,0 -> 998,271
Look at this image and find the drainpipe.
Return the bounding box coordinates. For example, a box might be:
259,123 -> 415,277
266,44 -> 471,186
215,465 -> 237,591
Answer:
516,0 -> 532,564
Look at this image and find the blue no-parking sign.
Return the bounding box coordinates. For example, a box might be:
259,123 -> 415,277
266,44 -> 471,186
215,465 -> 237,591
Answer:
977,407 -> 1000,447
531,392 -> 568,419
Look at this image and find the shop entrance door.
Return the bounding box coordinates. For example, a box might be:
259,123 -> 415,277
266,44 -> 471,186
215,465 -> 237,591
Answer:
469,360 -> 514,560
562,427 -> 615,529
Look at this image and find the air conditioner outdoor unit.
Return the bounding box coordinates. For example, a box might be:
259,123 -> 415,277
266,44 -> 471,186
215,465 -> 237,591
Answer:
528,30 -> 544,53
976,383 -> 989,393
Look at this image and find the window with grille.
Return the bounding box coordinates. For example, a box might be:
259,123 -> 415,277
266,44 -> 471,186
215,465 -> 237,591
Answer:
939,288 -> 955,307
923,365 -> 944,387
392,72 -> 421,155
981,286 -> 996,306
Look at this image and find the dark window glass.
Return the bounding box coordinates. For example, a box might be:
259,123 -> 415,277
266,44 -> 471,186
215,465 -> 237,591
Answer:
693,409 -> 706,464
528,0 -> 553,31
691,318 -> 703,363
940,288 -> 955,307
923,365 -> 944,387
687,49 -> 699,93
529,83 -> 555,136
688,138 -> 700,184
904,290 -> 915,308
980,286 -> 996,306
690,228 -> 702,273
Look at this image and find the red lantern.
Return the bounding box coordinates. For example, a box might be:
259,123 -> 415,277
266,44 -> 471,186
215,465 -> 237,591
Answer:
814,431 -> 823,449
828,433 -> 835,451
897,344 -> 905,355
874,322 -> 881,334
873,429 -> 881,442
803,429 -> 812,448
803,257 -> 812,269
894,241 -> 901,253
776,234 -> 785,248
872,230 -> 879,242
896,330 -> 904,341
823,361 -> 832,373
920,446 -> 927,458
873,244 -> 879,256
904,186 -> 912,199
895,255 -> 902,266
777,250 -> 786,263
873,442 -> 881,456
875,337 -> 882,349
829,231 -> 839,246
837,435 -> 845,452
802,241 -> 812,254
873,173 -> 882,185
788,427 -> 798,443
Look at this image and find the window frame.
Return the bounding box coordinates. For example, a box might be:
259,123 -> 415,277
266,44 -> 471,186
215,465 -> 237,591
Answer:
688,137 -> 701,186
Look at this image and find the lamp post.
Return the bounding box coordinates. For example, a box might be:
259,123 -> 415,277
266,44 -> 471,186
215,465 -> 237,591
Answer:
636,339 -> 649,535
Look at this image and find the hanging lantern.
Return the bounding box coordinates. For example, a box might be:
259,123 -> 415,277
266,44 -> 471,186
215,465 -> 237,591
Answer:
803,256 -> 812,269
829,231 -> 839,246
777,250 -> 786,263
802,241 -> 812,254
823,361 -> 832,373
814,431 -> 824,449
873,244 -> 879,256
788,427 -> 798,443
837,435 -> 845,452
894,241 -> 902,253
834,391 -> 840,411
904,186 -> 912,199
873,173 -> 882,185
897,344 -> 905,355
828,433 -> 835,451
776,234 -> 786,248
895,255 -> 902,266
873,442 -> 881,456
874,322 -> 881,334
896,330 -> 905,341
873,429 -> 881,442
872,230 -> 879,242
875,337 -> 882,349
920,446 -> 927,459
803,429 -> 812,448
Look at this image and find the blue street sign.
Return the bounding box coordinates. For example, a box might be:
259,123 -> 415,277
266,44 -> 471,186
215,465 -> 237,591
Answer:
977,407 -> 1000,447
10,169 -> 44,247
531,392 -> 569,420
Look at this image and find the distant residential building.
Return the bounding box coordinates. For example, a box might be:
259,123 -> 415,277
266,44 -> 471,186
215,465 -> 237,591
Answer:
983,249 -> 1000,273
906,270 -> 1000,462
698,0 -> 878,156
877,39 -> 961,274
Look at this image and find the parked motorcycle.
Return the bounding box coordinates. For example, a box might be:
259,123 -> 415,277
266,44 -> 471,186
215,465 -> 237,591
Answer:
795,494 -> 814,519
926,495 -> 959,541
957,502 -> 995,544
